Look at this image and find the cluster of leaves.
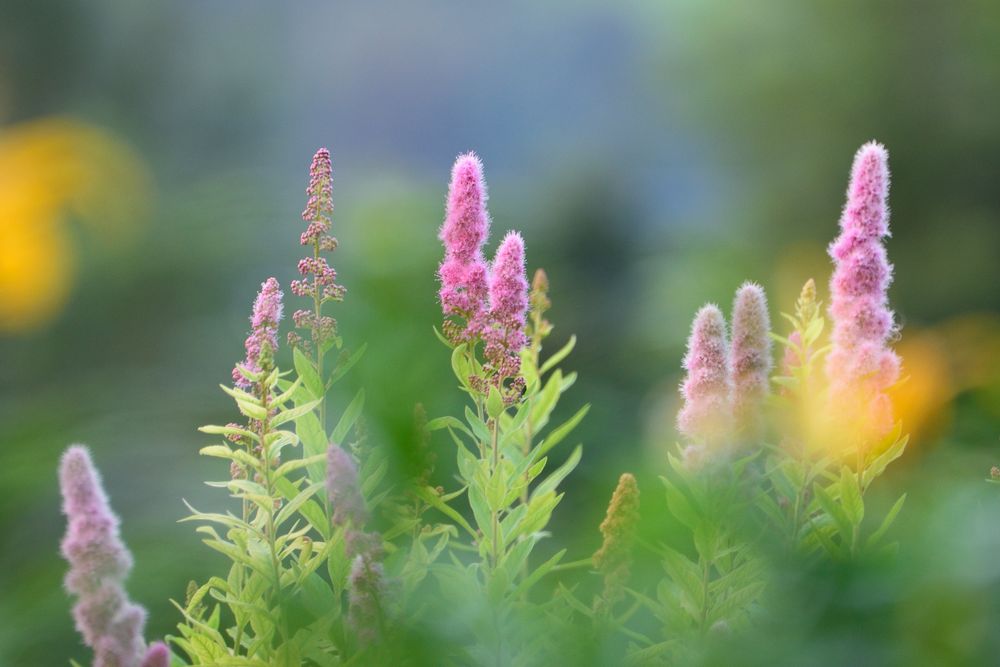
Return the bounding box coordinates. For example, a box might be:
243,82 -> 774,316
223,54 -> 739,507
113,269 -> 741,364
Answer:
421,272 -> 590,665
762,282 -> 908,561
162,256 -> 592,667
177,344 -> 376,665
568,280 -> 911,665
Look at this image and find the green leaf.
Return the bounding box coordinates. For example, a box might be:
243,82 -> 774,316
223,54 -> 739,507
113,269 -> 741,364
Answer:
274,453 -> 326,479
468,483 -> 492,536
427,415 -> 469,435
804,314 -> 825,343
839,467 -> 864,525
812,482 -> 852,544
662,477 -> 699,530
865,493 -> 907,550
485,467 -> 507,512
432,325 -> 453,348
709,581 -> 766,625
531,444 -> 582,499
328,342 -> 367,386
539,335 -> 576,375
293,348 -> 323,398
451,344 -> 472,388
464,406 -> 491,445
274,482 -> 324,529
331,389 -> 365,444
198,424 -> 258,442
486,385 -> 505,420
534,404 -> 590,461
661,546 -> 705,613
415,486 -> 476,539
511,549 -> 565,598
521,491 -> 561,535
271,397 -> 323,427
529,370 -> 563,430
863,433 -> 908,489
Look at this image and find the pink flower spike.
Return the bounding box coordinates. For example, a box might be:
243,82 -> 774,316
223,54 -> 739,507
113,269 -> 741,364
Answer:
439,152 -> 490,263
839,141 -> 890,240
826,141 -> 899,436
326,444 -> 368,528
730,282 -> 772,435
488,231 -> 529,330
677,304 -> 733,446
251,277 -> 283,330
301,147 -> 334,232
437,152 -> 492,332
141,642 -> 171,667
233,277 -> 284,388
59,445 -> 147,667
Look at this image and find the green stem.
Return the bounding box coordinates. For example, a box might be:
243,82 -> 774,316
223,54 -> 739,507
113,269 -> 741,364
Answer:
312,241 -> 326,434
490,417 -> 500,571
699,556 -> 712,635
257,379 -> 290,648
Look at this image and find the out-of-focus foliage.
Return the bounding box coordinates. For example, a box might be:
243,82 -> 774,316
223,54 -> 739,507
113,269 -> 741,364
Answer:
0,118 -> 149,331
2,1 -> 999,665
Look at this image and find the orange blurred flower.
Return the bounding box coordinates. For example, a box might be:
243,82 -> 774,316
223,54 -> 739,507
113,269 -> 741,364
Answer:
0,117 -> 149,332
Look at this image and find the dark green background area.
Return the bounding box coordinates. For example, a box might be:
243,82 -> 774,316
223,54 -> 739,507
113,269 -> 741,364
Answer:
1,1 -> 998,665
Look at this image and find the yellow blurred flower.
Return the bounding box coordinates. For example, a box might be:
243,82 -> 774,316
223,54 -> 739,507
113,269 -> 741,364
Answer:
0,117 -> 149,332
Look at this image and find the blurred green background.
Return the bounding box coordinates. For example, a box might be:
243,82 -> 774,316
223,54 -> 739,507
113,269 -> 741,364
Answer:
1,1 -> 999,665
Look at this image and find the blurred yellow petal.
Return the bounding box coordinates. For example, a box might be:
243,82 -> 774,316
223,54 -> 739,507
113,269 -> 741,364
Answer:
0,214 -> 72,331
0,117 -> 149,332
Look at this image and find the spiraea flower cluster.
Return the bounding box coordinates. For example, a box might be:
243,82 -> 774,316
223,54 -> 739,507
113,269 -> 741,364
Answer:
438,153 -> 530,397
60,446 -> 167,667
678,282 -> 774,456
438,152 -> 491,334
289,148 -> 346,351
482,231 -> 529,380
52,141 -> 918,667
677,304 -> 735,456
232,277 -> 283,388
60,446 -> 147,667
730,283 -> 773,436
826,141 -> 900,438
327,443 -> 385,645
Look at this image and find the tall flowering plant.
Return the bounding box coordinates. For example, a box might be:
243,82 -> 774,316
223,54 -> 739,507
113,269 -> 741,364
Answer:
421,153 -> 590,664
54,141 -> 917,666
570,142 -> 911,664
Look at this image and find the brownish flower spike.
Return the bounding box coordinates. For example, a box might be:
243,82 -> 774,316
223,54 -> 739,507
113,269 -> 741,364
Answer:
593,473 -> 640,615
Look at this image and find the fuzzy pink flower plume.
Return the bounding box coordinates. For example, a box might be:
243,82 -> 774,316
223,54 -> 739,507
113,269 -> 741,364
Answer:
60,445 -> 147,667
233,277 -> 283,388
678,304 -> 733,447
484,230 -> 529,377
730,282 -> 772,435
347,553 -> 386,645
326,443 -> 385,644
826,141 -> 900,435
326,443 -> 368,528
438,152 -> 491,334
